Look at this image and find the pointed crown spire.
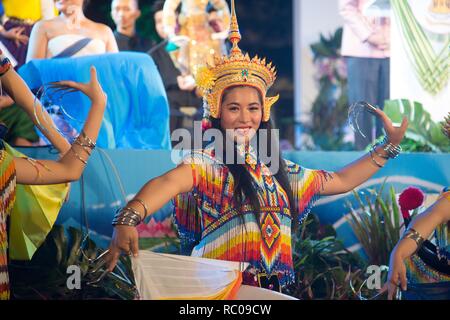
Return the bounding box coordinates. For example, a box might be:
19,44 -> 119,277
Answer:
229,0 -> 242,56
194,0 -> 279,122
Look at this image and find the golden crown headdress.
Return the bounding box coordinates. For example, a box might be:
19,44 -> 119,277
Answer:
195,0 -> 279,122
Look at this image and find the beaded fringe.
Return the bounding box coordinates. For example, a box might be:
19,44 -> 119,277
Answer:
0,149 -> 17,300
406,255 -> 450,284
286,161 -> 332,225
173,150 -> 227,255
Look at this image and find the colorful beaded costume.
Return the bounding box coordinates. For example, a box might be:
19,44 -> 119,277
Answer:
0,145 -> 17,300
173,0 -> 332,290
174,144 -> 330,288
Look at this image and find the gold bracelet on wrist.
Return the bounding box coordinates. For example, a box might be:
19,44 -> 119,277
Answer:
402,228 -> 425,253
70,147 -> 88,165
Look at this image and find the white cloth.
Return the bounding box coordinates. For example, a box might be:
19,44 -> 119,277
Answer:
132,251 -> 246,300
131,251 -> 297,300
47,34 -> 106,58
235,285 -> 298,300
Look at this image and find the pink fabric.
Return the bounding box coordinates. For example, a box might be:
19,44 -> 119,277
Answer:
339,0 -> 390,58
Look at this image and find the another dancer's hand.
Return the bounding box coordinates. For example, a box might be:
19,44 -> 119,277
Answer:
0,95 -> 14,109
48,66 -> 107,107
373,108 -> 408,146
382,252 -> 407,300
106,225 -> 139,272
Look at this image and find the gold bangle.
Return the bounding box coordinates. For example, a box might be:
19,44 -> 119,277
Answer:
80,130 -> 96,149
70,147 -> 88,165
25,157 -> 52,180
402,228 -> 425,252
73,139 -> 93,156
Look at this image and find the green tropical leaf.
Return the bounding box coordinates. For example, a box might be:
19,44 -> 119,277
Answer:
384,99 -> 450,152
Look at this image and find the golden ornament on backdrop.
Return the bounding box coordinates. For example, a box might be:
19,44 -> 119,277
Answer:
195,0 -> 279,122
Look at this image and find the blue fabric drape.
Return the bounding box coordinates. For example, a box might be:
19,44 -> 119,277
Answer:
19,52 -> 171,150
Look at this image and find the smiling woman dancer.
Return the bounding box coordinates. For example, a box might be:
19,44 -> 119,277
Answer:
106,0 -> 408,298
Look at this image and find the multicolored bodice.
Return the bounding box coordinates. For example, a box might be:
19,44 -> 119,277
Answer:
0,146 -> 16,216
436,188 -> 450,261
0,145 -> 17,300
174,145 -> 329,287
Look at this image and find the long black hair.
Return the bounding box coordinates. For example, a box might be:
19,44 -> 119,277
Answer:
210,86 -> 299,230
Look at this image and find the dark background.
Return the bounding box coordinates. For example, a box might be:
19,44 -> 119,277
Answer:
85,0 -> 294,141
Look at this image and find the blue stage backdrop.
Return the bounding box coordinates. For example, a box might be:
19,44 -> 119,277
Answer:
16,147 -> 450,253
19,52 -> 171,150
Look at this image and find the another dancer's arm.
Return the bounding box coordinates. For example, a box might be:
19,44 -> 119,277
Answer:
384,195 -> 450,299
107,163 -> 196,271
14,66 -> 107,184
1,56 -> 71,153
320,108 -> 408,196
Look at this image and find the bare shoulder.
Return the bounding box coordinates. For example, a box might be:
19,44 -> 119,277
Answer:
32,19 -> 52,33
87,21 -> 114,42
90,21 -> 114,34
32,17 -> 62,37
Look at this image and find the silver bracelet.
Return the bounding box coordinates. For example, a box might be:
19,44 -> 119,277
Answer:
370,138 -> 390,160
129,198 -> 149,219
369,149 -> 384,168
372,136 -> 402,159
383,139 -> 402,159
112,207 -> 143,227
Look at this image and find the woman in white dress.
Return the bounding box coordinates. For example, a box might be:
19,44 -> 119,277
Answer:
26,0 -> 118,61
